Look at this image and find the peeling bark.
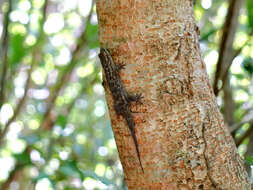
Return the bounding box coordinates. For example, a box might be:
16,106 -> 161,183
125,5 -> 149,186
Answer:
96,0 -> 250,189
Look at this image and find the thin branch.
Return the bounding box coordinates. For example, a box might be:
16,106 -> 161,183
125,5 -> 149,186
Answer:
220,31 -> 253,91
0,0 -> 12,108
229,106 -> 253,134
0,147 -> 31,190
230,118 -> 253,134
236,122 -> 253,146
213,0 -> 244,96
0,165 -> 23,190
229,107 -> 253,137
0,63 -> 35,144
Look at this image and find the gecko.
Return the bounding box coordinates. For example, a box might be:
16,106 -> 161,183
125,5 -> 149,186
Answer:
98,48 -> 144,173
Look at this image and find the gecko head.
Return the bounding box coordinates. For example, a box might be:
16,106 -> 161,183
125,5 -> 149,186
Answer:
99,48 -> 109,55
99,48 -> 106,58
99,48 -> 113,69
98,48 -> 106,67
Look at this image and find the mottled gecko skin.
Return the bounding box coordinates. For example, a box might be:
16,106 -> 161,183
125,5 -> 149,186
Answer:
99,48 -> 144,173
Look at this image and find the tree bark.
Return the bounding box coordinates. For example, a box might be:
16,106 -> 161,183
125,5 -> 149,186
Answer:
245,126 -> 253,177
96,0 -> 250,189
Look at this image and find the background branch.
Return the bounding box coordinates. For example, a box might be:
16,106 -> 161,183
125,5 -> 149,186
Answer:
0,147 -> 31,190
0,0 -> 12,108
220,30 -> 253,92
236,122 -> 253,146
213,0 -> 244,96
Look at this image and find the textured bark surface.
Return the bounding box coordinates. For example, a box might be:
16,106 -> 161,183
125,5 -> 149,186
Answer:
245,130 -> 253,177
96,0 -> 250,189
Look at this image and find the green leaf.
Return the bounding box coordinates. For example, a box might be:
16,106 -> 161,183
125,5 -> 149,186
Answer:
200,28 -> 217,41
10,33 -> 27,68
59,160 -> 83,178
63,186 -> 82,190
246,156 -> 253,165
13,152 -> 32,166
84,22 -> 99,48
242,58 -> 253,75
246,0 -> 253,29
35,171 -> 49,180
234,73 -> 245,79
56,114 -> 67,128
60,165 -> 78,177
81,170 -> 117,187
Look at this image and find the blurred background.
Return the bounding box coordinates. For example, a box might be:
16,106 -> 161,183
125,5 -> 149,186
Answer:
0,0 -> 252,189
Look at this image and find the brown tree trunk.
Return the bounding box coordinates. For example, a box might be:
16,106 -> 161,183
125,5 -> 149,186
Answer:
96,0 -> 250,189
245,127 -> 253,177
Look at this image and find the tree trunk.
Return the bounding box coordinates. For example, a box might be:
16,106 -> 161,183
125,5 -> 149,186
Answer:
96,0 -> 250,189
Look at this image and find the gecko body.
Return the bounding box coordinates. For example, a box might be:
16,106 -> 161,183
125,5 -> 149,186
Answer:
98,48 -> 144,173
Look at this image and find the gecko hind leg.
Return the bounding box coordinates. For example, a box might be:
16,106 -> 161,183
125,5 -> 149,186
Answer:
127,93 -> 143,104
115,62 -> 125,72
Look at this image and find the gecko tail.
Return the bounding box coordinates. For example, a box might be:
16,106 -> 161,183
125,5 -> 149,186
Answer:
136,145 -> 144,173
126,116 -> 144,173
132,130 -> 144,173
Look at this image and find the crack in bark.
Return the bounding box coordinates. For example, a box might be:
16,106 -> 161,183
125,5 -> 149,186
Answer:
202,122 -> 221,190
174,37 -> 183,60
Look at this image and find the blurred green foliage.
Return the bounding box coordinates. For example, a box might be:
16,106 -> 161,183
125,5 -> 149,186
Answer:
0,0 -> 252,189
